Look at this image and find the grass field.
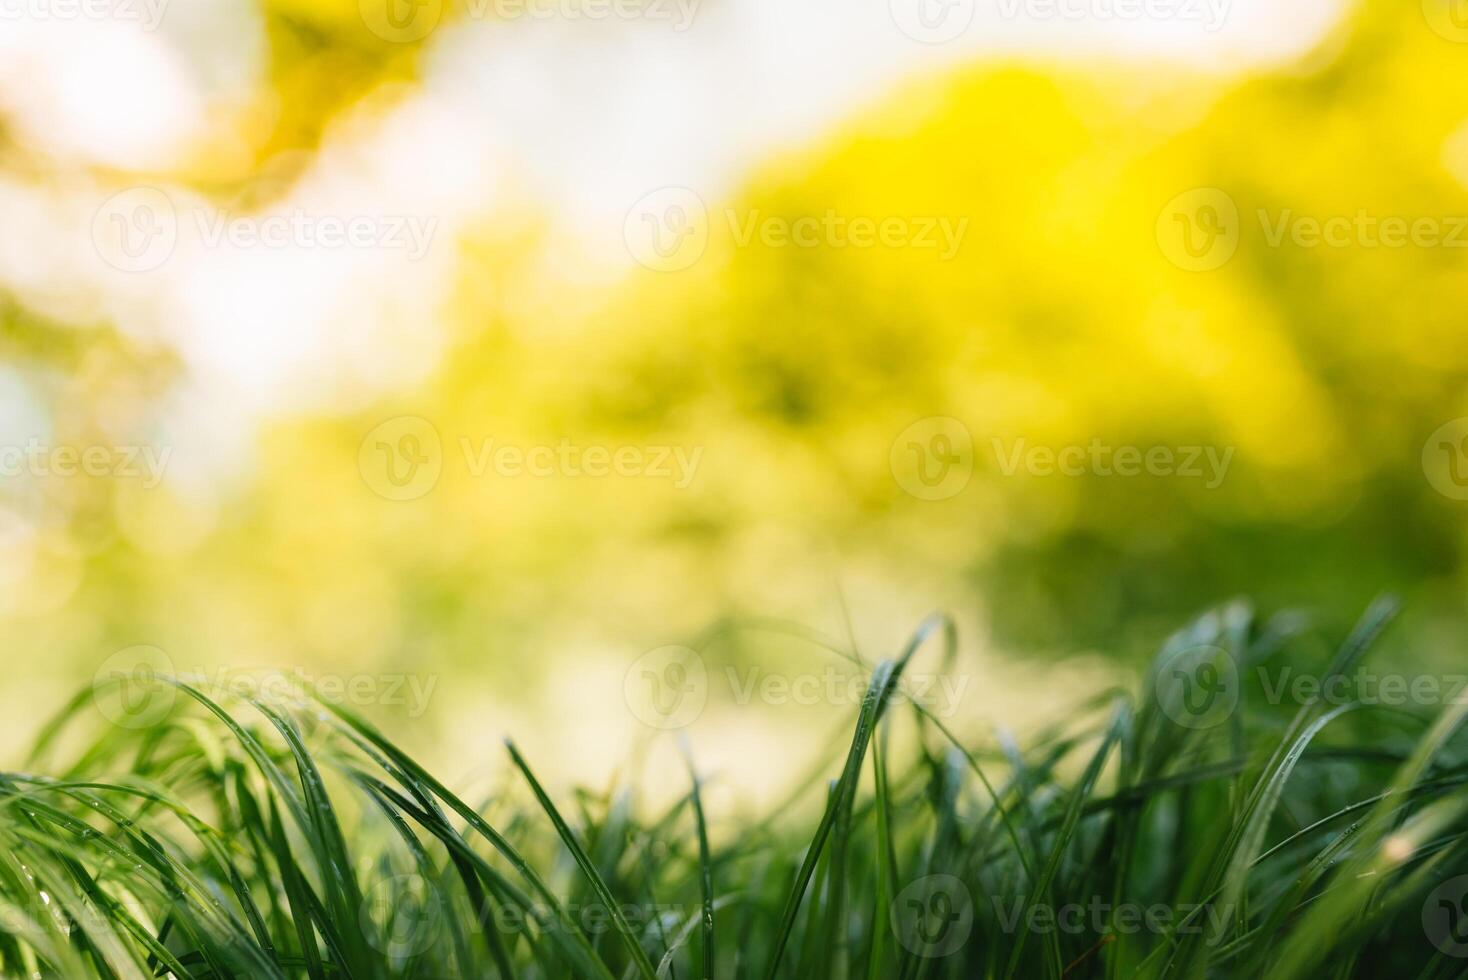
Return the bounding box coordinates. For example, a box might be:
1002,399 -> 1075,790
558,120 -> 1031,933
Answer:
3,596 -> 1467,979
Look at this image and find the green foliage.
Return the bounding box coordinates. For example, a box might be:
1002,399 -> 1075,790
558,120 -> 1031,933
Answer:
4,599 -> 1468,978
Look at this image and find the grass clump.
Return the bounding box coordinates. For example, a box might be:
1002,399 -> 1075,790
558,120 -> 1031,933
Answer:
4,597 -> 1468,978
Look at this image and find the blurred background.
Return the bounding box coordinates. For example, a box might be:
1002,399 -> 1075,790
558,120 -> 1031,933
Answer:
2,0 -> 1466,794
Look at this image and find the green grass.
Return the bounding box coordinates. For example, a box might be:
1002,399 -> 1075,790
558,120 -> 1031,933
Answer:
5,597 -> 1468,978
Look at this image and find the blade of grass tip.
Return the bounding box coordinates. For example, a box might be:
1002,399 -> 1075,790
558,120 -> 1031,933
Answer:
767,616 -> 948,980
1214,704 -> 1355,927
354,771 -> 514,980
1002,701 -> 1129,980
355,769 -> 612,980
679,738 -> 715,980
824,665 -> 900,980
315,702 -> 619,980
506,739 -> 660,980
1268,692 -> 1468,980
864,721 -> 897,980
251,700 -> 373,980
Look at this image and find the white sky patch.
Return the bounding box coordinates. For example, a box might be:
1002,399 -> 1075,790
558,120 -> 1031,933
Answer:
422,0 -> 1349,230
